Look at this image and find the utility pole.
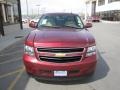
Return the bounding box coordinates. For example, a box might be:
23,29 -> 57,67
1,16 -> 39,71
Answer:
36,5 -> 40,16
26,0 -> 29,17
0,4 -> 5,36
17,0 -> 23,29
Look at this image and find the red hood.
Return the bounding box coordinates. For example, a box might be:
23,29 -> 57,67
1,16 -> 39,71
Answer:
28,28 -> 95,48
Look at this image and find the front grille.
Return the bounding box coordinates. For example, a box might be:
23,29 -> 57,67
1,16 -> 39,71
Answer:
39,56 -> 82,63
37,48 -> 84,53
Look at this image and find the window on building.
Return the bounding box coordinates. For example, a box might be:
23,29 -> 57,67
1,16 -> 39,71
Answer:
97,10 -> 120,21
108,0 -> 120,3
98,0 -> 105,6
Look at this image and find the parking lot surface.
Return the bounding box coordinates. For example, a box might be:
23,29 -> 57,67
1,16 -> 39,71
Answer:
0,23 -> 120,90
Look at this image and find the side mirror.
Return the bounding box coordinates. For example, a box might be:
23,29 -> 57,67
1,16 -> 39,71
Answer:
84,23 -> 92,28
29,21 -> 37,28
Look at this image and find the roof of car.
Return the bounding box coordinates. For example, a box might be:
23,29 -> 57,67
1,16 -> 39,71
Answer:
42,12 -> 78,16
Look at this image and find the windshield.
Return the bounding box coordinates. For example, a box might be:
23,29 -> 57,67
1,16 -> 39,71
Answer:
37,14 -> 84,29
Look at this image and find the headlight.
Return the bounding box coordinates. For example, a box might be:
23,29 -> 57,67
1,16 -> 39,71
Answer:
86,46 -> 96,57
24,45 -> 34,56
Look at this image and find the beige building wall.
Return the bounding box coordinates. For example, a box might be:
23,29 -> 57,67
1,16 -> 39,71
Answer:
0,0 -> 18,24
85,0 -> 97,19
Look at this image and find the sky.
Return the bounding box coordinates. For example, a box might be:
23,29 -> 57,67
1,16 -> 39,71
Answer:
21,0 -> 85,15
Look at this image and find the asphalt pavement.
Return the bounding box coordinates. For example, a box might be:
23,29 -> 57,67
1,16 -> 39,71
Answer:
88,23 -> 120,90
0,22 -> 120,90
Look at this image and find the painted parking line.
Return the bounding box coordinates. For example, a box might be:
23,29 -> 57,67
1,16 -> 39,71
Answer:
7,67 -> 25,90
0,57 -> 22,65
0,67 -> 24,79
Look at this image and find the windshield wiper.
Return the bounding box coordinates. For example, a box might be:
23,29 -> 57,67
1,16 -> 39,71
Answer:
63,25 -> 82,29
39,25 -> 61,28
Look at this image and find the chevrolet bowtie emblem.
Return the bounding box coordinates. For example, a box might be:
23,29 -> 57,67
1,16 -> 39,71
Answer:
55,53 -> 66,57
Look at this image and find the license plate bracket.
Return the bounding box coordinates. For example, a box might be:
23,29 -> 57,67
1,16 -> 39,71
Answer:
54,71 -> 67,77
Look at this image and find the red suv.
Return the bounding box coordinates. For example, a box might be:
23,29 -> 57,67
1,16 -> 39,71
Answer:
23,13 -> 97,80
92,15 -> 100,22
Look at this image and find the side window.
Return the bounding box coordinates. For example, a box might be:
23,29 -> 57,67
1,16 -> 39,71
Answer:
37,16 -> 46,27
76,16 -> 83,28
41,19 -> 47,25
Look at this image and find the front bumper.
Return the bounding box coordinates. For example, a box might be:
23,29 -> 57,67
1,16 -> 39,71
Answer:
23,54 -> 97,78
